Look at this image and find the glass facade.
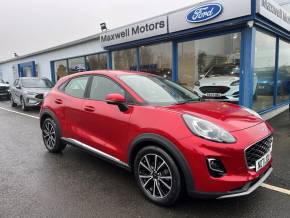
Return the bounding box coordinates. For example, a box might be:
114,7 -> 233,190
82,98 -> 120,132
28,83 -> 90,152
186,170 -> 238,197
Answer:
139,42 -> 172,79
277,40 -> 290,103
68,57 -> 86,74
178,33 -> 241,102
50,29 -> 290,114
86,53 -> 107,70
112,48 -> 137,71
253,31 -> 276,111
54,60 -> 68,81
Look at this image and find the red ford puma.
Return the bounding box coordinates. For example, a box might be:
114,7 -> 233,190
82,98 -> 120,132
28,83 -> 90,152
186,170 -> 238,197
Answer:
40,70 -> 273,206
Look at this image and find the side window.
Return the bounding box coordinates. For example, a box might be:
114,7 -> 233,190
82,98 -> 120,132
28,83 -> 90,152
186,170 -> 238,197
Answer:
14,79 -> 19,87
64,76 -> 89,98
89,76 -> 126,101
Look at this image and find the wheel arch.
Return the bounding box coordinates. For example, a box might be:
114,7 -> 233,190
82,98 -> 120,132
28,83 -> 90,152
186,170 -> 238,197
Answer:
40,109 -> 62,135
128,133 -> 195,194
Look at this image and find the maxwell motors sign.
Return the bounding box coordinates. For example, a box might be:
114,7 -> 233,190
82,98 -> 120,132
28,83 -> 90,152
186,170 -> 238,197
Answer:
100,16 -> 167,47
257,0 -> 290,31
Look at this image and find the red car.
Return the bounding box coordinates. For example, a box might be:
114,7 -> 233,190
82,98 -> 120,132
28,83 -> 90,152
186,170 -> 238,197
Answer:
40,70 -> 273,206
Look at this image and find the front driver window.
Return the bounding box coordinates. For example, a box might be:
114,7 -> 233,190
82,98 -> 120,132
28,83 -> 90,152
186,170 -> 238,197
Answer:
89,76 -> 125,101
64,76 -> 89,98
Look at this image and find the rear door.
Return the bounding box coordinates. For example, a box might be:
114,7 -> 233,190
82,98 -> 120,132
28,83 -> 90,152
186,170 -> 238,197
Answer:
80,75 -> 133,158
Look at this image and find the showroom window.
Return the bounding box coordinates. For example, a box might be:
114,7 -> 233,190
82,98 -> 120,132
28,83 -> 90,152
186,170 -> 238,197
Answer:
178,33 -> 241,102
252,31 -> 276,111
86,53 -> 107,70
68,57 -> 86,74
54,60 -> 68,81
139,42 -> 172,79
277,39 -> 290,104
112,48 -> 137,71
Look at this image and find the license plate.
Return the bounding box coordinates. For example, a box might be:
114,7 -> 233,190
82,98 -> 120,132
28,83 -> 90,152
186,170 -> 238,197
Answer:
256,152 -> 271,172
206,93 -> 221,97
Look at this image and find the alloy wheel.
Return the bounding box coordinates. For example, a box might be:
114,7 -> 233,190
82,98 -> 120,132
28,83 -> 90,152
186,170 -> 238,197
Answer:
42,120 -> 56,149
138,154 -> 172,199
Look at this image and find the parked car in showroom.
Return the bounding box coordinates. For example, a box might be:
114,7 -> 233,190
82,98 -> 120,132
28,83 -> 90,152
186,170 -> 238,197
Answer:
40,70 -> 273,206
10,77 -> 53,111
193,64 -> 258,102
0,78 -> 10,100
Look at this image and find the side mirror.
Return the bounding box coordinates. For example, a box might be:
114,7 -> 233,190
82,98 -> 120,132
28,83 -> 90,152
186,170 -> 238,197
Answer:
106,93 -> 128,112
199,75 -> 205,79
16,85 -> 21,89
5,82 -> 9,84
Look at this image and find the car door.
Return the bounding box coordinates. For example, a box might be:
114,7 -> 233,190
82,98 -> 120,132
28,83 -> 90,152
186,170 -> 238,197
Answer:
12,79 -> 21,104
59,75 -> 90,142
80,75 -> 133,159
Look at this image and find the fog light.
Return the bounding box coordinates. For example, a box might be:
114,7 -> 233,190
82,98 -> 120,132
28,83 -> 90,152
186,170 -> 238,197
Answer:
206,158 -> 226,178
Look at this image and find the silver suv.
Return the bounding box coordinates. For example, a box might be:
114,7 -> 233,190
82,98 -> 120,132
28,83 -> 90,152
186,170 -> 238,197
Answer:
10,77 -> 53,111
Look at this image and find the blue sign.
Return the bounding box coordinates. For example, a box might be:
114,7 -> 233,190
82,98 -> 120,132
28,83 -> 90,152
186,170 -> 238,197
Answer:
186,3 -> 223,23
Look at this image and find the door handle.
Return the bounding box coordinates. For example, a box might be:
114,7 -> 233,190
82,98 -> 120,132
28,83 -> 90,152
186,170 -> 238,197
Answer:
55,99 -> 63,104
84,105 -> 95,112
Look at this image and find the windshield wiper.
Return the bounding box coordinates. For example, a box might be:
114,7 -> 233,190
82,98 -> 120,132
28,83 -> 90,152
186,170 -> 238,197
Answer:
174,99 -> 200,105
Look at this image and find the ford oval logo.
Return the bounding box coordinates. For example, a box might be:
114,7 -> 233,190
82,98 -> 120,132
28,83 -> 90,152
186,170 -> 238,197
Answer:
186,3 -> 223,23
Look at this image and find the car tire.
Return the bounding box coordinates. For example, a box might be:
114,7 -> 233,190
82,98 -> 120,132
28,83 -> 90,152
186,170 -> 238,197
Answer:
42,117 -> 66,153
10,96 -> 17,107
21,97 -> 27,111
133,146 -> 182,206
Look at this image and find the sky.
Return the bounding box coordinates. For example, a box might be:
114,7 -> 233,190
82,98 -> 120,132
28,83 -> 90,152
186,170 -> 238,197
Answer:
0,0 -> 202,61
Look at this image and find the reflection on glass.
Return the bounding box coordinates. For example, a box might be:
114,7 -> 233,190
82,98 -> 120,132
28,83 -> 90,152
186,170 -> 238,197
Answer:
139,42 -> 172,79
86,53 -> 107,70
68,57 -> 86,74
54,60 -> 68,81
178,33 -> 241,103
253,31 -> 276,111
277,40 -> 290,103
112,48 -> 137,70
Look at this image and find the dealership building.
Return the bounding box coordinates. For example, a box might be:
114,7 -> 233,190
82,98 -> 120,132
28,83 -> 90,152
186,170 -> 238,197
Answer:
0,0 -> 289,117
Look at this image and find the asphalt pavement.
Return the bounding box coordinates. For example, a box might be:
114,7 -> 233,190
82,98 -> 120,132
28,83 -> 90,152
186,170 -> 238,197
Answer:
0,100 -> 290,218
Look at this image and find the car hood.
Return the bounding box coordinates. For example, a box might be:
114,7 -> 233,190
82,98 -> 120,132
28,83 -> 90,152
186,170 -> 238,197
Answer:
199,76 -> 239,86
161,102 -> 263,132
0,83 -> 9,88
23,87 -> 51,94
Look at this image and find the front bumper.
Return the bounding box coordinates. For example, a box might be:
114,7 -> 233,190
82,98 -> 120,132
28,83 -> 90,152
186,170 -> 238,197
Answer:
178,122 -> 273,196
24,97 -> 43,107
217,166 -> 272,199
0,90 -> 10,97
188,166 -> 272,199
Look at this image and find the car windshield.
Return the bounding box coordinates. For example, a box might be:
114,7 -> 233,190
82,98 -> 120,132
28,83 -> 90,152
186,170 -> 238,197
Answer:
22,78 -> 53,88
119,74 -> 200,105
206,65 -> 240,78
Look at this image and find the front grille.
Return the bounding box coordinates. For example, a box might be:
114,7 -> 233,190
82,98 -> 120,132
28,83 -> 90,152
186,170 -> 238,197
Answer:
203,96 -> 228,100
35,94 -> 44,99
245,136 -> 273,169
199,86 -> 230,94
0,87 -> 8,91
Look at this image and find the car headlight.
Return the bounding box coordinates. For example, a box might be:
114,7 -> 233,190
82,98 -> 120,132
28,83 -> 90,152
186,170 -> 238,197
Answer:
230,80 -> 239,86
194,81 -> 200,86
183,114 -> 236,143
243,107 -> 263,120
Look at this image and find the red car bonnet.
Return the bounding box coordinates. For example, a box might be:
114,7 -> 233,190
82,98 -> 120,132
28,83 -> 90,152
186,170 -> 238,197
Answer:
161,101 -> 263,132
